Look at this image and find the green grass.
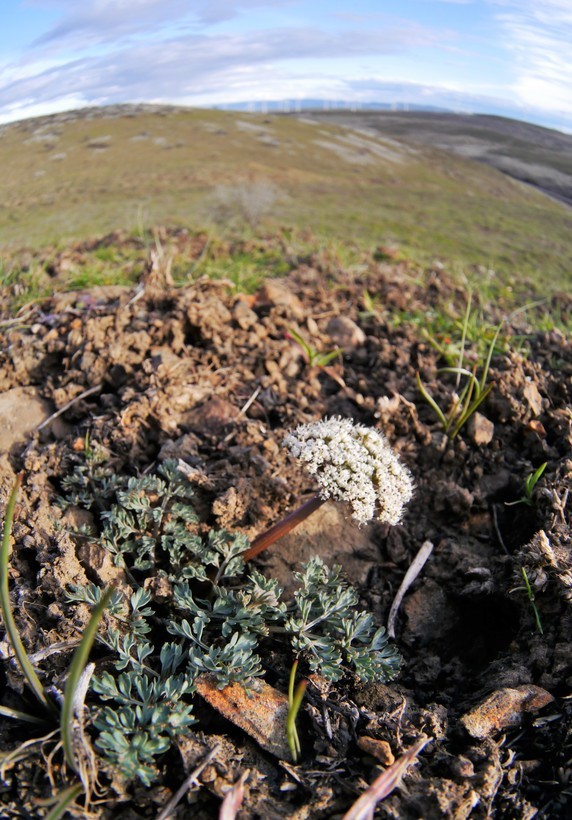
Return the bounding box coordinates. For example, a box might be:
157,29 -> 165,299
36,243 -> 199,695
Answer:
0,106 -> 570,298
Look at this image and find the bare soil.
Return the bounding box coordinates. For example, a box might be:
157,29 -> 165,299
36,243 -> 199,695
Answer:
0,233 -> 570,818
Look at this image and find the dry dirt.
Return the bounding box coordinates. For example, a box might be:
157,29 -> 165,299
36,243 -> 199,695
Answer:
0,235 -> 570,818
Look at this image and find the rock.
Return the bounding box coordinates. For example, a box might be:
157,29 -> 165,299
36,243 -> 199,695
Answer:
326,316 -> 366,348
402,579 -> 455,645
233,299 -> 258,330
0,387 -> 57,453
523,382 -> 543,416
254,280 -> 304,318
212,484 -> 248,527
195,674 -> 292,760
460,685 -> 554,739
477,469 -> 511,500
357,736 -> 395,765
467,412 -> 494,446
181,396 -> 239,436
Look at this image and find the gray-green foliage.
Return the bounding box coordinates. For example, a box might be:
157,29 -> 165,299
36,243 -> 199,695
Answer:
286,559 -> 401,683
63,458 -> 401,785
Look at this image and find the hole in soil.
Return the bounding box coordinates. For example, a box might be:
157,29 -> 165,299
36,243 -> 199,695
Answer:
14,547 -> 42,580
183,320 -> 206,347
447,593 -> 520,668
492,501 -> 541,552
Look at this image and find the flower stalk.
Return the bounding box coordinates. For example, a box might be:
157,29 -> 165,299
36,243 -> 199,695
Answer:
242,493 -> 325,561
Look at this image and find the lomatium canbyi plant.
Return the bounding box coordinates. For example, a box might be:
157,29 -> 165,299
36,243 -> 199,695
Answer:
0,417 -> 414,786
243,416 -> 414,560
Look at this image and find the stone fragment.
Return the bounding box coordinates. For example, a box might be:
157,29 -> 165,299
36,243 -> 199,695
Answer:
254,280 -> 304,318
195,674 -> 291,760
181,396 -> 239,436
467,412 -> 494,446
357,736 -> 395,766
233,299 -> 258,330
460,685 -> 554,739
0,387 -> 55,453
523,382 -> 543,416
326,316 -> 366,348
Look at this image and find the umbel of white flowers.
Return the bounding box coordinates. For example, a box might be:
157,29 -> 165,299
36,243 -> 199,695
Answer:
284,417 -> 414,525
242,417 -> 414,561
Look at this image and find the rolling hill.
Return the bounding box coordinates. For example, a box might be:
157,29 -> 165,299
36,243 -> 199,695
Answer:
0,104 -> 570,294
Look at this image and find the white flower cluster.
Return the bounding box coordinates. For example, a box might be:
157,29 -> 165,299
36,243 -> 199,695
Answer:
283,417 -> 414,526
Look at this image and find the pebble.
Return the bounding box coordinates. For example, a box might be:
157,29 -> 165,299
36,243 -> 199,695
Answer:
460,685 -> 554,739
467,412 -> 495,446
467,413 -> 495,447
523,382 -> 543,417
233,299 -> 258,330
182,396 -> 238,436
357,736 -> 395,765
326,316 -> 366,348
255,280 -> 304,318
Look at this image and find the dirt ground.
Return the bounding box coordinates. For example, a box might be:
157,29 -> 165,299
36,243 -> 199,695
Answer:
0,231 -> 570,818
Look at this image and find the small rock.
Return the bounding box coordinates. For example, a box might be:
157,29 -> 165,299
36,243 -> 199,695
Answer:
402,579 -> 454,645
254,280 -> 304,318
357,736 -> 395,766
460,685 -> 554,739
195,674 -> 292,760
143,575 -> 173,603
0,387 -> 52,453
524,419 -> 547,438
326,316 -> 366,349
467,412 -> 494,446
523,382 -> 543,416
181,397 -> 239,436
212,485 -> 248,527
233,299 -> 258,330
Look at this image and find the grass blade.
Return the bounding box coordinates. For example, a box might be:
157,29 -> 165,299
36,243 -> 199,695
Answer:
525,461 -> 547,498
0,704 -> 47,724
44,783 -> 84,820
456,290 -> 472,388
0,475 -> 52,712
449,380 -> 494,439
286,660 -> 307,763
415,373 -> 448,430
480,320 -> 503,391
61,587 -> 113,772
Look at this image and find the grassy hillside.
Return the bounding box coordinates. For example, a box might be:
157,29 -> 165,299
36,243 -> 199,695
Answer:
302,110 -> 572,206
0,104 -> 570,295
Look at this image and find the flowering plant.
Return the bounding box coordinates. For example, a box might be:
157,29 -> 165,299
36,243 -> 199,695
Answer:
243,417 -> 413,560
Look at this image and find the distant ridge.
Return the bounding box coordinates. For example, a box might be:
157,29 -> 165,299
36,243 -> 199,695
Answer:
0,104 -> 570,291
216,99 -> 452,114
284,108 -> 572,208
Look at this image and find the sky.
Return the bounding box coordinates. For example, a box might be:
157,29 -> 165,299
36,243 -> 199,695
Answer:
0,0 -> 571,132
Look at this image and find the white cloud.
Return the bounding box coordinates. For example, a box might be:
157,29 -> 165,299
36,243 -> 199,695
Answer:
497,0 -> 572,114
0,22 -> 450,115
27,0 -> 296,50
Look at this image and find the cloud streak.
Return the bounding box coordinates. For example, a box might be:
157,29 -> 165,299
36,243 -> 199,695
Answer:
1,1 -> 571,130
497,0 -> 572,114
1,21 -> 451,117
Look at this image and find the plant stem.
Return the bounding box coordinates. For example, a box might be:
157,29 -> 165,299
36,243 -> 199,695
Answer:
1,475 -> 54,713
242,493 -> 326,561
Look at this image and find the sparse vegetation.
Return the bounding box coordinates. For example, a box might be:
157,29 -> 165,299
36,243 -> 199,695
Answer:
56,457 -> 401,785
0,106 -> 570,817
416,293 -> 501,439
0,106 -> 570,294
287,328 -> 342,367
211,179 -> 283,230
506,462 -> 548,508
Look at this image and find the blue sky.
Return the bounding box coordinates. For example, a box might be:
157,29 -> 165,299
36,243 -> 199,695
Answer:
0,1 -> 571,131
